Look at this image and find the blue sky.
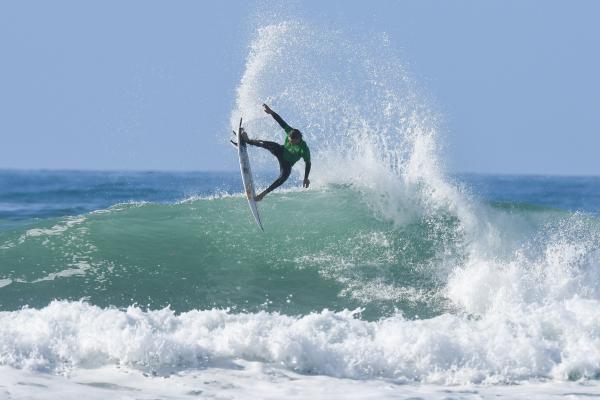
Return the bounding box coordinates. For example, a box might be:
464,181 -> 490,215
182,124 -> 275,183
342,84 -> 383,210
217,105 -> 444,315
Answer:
1,0 -> 598,175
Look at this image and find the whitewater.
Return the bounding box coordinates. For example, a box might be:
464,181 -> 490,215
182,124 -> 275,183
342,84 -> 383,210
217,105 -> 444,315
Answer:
1,20 -> 600,399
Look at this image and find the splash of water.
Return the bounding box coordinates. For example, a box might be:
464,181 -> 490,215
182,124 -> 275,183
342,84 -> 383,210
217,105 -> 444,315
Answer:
230,19 -> 600,331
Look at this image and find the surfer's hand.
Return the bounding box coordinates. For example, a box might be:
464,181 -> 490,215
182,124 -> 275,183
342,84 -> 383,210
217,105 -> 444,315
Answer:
303,178 -> 310,188
263,104 -> 273,114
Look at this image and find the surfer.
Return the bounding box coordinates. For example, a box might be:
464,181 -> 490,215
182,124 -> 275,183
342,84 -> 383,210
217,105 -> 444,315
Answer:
239,104 -> 311,201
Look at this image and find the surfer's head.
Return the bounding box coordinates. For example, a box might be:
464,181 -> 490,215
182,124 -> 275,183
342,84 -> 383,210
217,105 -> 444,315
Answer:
289,129 -> 302,144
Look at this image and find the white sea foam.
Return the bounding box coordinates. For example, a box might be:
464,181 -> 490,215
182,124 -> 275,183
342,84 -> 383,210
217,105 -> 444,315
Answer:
1,299 -> 599,384
447,213 -> 600,315
18,216 -> 87,243
6,213 -> 100,285
30,261 -> 94,283
176,191 -> 239,203
4,364 -> 599,400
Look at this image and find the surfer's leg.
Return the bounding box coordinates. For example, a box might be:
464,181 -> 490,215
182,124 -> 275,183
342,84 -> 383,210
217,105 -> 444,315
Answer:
247,140 -> 284,157
255,163 -> 292,201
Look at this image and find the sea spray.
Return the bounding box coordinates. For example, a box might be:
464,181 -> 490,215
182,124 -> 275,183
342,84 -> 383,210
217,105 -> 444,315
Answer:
226,20 -> 600,382
230,21 -> 474,280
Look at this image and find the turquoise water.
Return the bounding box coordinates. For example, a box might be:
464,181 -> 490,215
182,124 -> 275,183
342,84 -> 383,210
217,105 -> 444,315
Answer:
1,170 -> 598,323
1,174 -> 460,320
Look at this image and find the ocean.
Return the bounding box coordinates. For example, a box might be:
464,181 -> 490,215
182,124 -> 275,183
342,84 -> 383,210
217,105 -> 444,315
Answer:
1,170 -> 599,399
2,20 -> 600,400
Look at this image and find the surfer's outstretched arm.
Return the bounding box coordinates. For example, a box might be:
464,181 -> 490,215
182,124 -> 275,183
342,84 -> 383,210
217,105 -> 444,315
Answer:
263,103 -> 291,132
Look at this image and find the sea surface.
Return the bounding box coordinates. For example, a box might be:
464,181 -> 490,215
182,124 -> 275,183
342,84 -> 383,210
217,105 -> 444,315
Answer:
2,19 -> 600,400
1,169 -> 599,399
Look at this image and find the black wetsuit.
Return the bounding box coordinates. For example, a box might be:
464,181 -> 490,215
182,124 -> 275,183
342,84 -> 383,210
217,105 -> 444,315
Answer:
247,139 -> 293,195
247,111 -> 311,196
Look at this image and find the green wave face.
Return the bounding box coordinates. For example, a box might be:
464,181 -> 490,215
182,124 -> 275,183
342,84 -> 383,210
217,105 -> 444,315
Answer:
0,187 -> 464,320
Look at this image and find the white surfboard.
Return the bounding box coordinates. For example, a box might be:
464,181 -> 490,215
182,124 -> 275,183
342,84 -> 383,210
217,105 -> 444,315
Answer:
236,118 -> 264,231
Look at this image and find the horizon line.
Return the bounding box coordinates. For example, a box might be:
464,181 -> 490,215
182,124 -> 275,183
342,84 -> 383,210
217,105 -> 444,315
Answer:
1,167 -> 599,178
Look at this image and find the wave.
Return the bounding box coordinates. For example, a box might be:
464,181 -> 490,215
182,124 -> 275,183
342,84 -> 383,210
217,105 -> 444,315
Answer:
0,187 -> 455,319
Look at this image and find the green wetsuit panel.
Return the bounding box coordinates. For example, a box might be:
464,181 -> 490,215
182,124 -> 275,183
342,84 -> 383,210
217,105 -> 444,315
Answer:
283,126 -> 310,165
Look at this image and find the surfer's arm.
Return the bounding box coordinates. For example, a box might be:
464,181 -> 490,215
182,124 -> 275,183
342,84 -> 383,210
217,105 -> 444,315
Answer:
271,112 -> 292,132
263,104 -> 291,132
